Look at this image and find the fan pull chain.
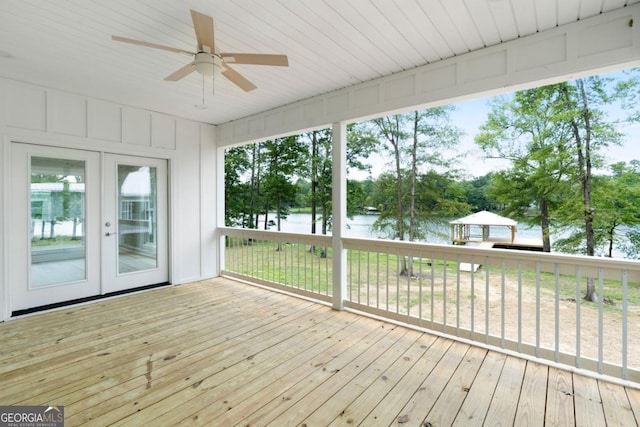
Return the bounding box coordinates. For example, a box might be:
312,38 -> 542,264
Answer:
202,73 -> 206,105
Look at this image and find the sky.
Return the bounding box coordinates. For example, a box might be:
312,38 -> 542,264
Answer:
348,70 -> 640,181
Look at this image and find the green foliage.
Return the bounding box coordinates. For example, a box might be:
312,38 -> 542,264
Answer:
224,145 -> 254,227
460,174 -> 499,211
363,108 -> 466,248
475,76 -> 635,256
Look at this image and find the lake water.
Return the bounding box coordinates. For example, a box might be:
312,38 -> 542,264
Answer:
260,213 -> 542,243
259,212 -> 631,258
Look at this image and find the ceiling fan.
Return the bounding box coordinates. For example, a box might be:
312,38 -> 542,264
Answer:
112,9 -> 288,92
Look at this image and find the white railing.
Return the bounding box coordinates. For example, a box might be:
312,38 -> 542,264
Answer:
220,227 -> 640,383
221,227 -> 333,304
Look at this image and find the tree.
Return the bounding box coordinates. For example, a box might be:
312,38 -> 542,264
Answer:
224,146 -> 252,227
590,162 -> 640,258
366,107 -> 463,275
557,77 -> 625,301
476,86 -> 574,252
307,129 -> 333,238
477,75 -> 630,301
261,136 -> 308,234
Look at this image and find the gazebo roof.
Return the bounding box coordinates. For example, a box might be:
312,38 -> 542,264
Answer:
449,210 -> 517,227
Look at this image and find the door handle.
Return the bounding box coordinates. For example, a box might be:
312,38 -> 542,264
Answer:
105,232 -> 119,236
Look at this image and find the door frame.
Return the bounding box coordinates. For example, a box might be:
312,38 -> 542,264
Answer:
9,143 -> 102,312
4,141 -> 173,317
101,153 -> 169,294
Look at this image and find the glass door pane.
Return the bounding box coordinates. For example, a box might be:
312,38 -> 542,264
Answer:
117,165 -> 158,274
30,157 -> 87,287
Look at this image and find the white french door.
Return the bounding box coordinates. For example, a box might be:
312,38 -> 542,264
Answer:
10,144 -> 168,312
102,154 -> 168,293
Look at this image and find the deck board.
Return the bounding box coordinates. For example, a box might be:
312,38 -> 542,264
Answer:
0,277 -> 639,426
514,361 -> 548,426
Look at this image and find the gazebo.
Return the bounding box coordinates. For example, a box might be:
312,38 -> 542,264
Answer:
450,210 -> 518,245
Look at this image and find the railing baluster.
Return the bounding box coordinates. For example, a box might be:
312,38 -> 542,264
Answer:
358,249 -> 362,305
518,260 -> 523,353
407,255 -> 411,318
576,265 -> 582,369
386,250 -> 390,312
555,263 -> 560,363
443,254 -> 447,328
396,249 -> 400,316
431,255 -> 436,328
598,267 -> 604,374
623,269 -> 628,379
470,255 -> 475,339
318,247 -> 323,295
536,262 -> 540,358
501,259 -> 505,348
376,252 -> 380,309
418,252 -> 423,326
485,256 -> 490,343
456,254 -> 461,335
325,248 -> 329,296
295,243 -> 299,288
367,250 -> 371,307
304,243 -> 308,291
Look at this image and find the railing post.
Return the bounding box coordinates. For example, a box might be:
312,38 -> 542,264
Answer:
331,121 -> 347,310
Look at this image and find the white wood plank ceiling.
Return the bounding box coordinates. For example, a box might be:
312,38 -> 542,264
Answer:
0,0 -> 637,125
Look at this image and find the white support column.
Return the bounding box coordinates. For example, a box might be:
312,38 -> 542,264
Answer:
216,145 -> 226,275
331,121 -> 347,310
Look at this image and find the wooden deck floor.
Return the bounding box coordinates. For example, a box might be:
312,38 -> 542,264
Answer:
1,278 -> 640,426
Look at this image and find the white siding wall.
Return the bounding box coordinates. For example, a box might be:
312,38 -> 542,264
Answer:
0,78 -> 217,320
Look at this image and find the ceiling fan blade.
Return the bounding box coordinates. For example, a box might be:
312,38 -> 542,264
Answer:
112,35 -> 193,56
222,64 -> 257,92
190,9 -> 215,53
220,53 -> 288,66
164,62 -> 195,81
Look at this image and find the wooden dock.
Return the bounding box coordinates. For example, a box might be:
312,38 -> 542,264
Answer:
459,241 -> 494,272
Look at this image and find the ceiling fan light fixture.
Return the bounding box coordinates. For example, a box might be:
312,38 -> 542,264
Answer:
194,52 -> 220,76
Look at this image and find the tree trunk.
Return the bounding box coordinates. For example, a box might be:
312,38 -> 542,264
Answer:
562,80 -> 597,302
263,201 -> 270,230
405,112 -> 420,277
389,118 -> 408,275
72,217 -> 78,240
607,224 -> 615,258
584,277 -> 598,302
275,196 -> 282,251
251,143 -> 262,229
577,79 -> 596,301
320,201 -> 328,258
540,198 -> 551,252
577,79 -> 595,258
